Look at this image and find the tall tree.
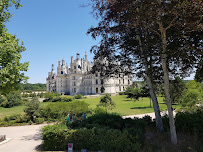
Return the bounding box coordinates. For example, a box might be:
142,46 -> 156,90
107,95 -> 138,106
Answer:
88,0 -> 202,144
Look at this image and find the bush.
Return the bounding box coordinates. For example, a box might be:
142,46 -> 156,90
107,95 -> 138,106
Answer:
44,95 -> 74,102
35,117 -> 45,124
24,97 -> 40,120
1,91 -> 22,108
74,94 -> 83,99
162,109 -> 203,138
119,92 -> 125,95
93,107 -> 106,115
71,113 -> 146,137
175,110 -> 203,138
42,124 -> 141,151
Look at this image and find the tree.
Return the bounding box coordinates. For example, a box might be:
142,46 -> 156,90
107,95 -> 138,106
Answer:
0,0 -> 29,95
0,30 -> 29,95
24,97 -> 40,121
181,91 -> 199,110
97,93 -> 115,113
88,0 -> 202,144
195,59 -> 203,83
88,1 -> 165,133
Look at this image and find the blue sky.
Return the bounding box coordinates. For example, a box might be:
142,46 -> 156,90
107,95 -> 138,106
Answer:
6,0 -> 99,83
6,0 -> 194,84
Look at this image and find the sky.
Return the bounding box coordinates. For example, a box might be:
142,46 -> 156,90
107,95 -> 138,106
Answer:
6,0 -> 194,84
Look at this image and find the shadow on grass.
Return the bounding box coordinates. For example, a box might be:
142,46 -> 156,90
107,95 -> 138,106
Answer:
159,102 -> 179,105
130,106 -> 152,109
124,99 -> 133,101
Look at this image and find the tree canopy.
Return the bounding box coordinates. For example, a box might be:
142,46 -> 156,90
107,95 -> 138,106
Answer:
0,0 -> 29,95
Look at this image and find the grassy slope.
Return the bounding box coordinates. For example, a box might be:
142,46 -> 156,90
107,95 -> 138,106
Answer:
0,95 -> 181,119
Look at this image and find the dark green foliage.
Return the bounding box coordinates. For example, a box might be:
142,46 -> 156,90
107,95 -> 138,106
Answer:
162,109 -> 203,138
0,91 -> 22,108
175,110 -> 203,138
195,59 -> 203,83
51,96 -> 74,102
97,93 -> 115,112
119,92 -> 125,95
19,83 -> 46,91
125,86 -> 141,101
43,93 -> 69,102
74,94 -> 83,99
181,91 -> 199,108
71,113 -> 146,137
24,97 -> 40,120
169,77 -> 187,104
42,123 -> 141,151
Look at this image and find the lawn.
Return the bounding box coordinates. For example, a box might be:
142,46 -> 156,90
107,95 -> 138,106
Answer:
0,95 -> 181,120
81,95 -> 181,116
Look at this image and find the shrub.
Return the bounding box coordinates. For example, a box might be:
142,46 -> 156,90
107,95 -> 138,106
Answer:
1,91 -> 22,108
97,94 -> 115,112
74,94 -> 83,99
119,92 -> 125,95
42,124 -> 141,151
45,95 -> 74,102
93,107 -> 106,115
71,113 -> 146,137
24,97 -> 40,120
35,117 -> 45,124
175,110 -> 203,138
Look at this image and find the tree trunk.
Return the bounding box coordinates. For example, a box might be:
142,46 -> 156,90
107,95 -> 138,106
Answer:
137,34 -> 164,132
160,28 -> 178,145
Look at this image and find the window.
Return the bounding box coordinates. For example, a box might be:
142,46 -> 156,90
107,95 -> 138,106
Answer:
128,79 -> 130,85
96,88 -> 98,93
123,79 -> 124,84
72,76 -> 75,80
96,79 -> 98,84
101,79 -> 104,84
119,87 -> 121,91
74,88 -> 76,93
61,71 -> 63,74
119,79 -> 121,84
74,66 -> 76,69
123,86 -> 125,91
74,82 -> 76,86
95,73 -> 98,77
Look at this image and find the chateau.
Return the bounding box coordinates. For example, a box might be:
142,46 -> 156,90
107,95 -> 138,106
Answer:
46,52 -> 132,95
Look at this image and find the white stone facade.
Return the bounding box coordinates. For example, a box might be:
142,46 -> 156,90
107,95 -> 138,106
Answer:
46,52 -> 132,95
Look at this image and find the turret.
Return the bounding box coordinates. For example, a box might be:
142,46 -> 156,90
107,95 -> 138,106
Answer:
76,52 -> 80,60
71,56 -> 74,63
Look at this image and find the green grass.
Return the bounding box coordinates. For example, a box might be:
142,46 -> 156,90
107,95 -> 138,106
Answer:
81,95 -> 181,116
0,102 -> 53,120
0,95 -> 181,120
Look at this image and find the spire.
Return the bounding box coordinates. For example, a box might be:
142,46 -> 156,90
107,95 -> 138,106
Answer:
62,59 -> 65,66
51,64 -> 54,71
85,51 -> 87,60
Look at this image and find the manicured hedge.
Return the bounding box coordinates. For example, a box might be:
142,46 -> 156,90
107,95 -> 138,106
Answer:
42,124 -> 141,151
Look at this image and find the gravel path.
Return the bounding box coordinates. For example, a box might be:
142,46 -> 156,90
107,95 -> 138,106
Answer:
0,124 -> 47,152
